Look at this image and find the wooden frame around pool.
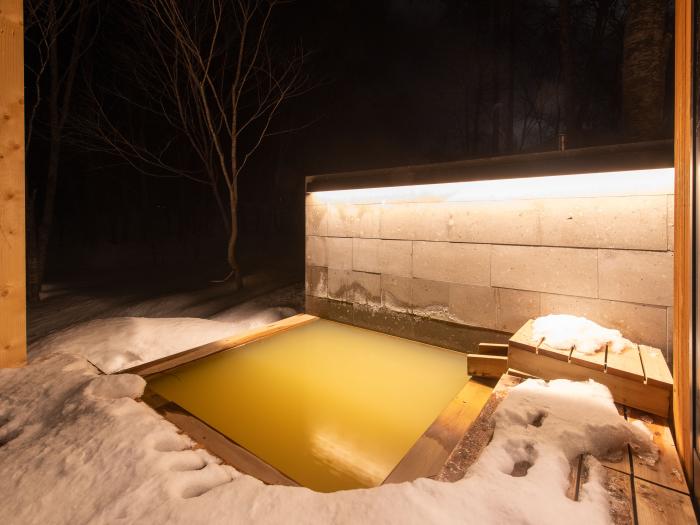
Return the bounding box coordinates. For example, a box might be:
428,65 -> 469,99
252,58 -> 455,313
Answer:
125,313 -> 497,488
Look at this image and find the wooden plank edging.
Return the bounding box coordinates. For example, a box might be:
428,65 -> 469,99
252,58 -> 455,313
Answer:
121,313 -> 318,377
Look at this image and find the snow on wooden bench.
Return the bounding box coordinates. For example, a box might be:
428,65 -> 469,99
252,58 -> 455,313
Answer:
508,320 -> 673,417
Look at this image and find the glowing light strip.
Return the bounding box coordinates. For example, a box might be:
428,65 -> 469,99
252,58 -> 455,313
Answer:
307,168 -> 674,205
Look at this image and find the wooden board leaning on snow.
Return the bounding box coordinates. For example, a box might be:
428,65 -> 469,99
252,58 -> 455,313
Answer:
508,320 -> 673,417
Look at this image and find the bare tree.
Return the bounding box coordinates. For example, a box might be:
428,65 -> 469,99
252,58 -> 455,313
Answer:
622,0 -> 669,140
24,0 -> 97,301
72,0 -> 311,288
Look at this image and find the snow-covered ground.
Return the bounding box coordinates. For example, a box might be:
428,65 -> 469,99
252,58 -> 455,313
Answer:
1,308 -> 657,524
30,279 -> 302,373
28,270 -> 302,343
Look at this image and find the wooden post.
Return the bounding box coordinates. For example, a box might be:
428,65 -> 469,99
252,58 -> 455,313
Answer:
673,0 -> 693,482
0,0 -> 26,367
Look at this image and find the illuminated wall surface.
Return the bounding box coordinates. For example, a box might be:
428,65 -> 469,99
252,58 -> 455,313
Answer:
305,168 -> 675,362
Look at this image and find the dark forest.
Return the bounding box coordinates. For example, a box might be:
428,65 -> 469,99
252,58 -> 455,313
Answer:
24,0 -> 675,299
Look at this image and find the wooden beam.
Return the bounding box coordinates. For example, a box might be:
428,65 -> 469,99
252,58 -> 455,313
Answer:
383,378 -> 496,484
0,0 -> 26,367
673,0 -> 694,483
467,354 -> 508,378
150,400 -> 298,487
476,342 -> 509,356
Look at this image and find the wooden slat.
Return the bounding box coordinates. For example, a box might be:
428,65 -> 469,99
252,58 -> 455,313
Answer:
537,341 -> 572,362
570,346 -> 606,371
509,319 -> 571,361
638,345 -> 673,390
605,344 -> 645,382
477,343 -> 508,356
122,314 -> 318,376
0,0 -> 26,368
467,354 -> 508,378
508,346 -> 670,417
566,455 -> 582,500
509,319 -> 540,353
383,378 -> 496,484
673,0 -> 694,482
634,478 -> 696,525
603,467 -> 634,525
506,368 -> 539,380
156,402 -> 298,487
627,408 -> 688,493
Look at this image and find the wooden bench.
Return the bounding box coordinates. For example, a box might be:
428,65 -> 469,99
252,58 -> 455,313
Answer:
508,320 -> 673,417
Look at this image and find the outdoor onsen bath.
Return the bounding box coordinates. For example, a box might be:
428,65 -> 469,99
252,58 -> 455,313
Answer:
4,2 -> 700,523
138,316 -> 488,492
118,142 -> 683,505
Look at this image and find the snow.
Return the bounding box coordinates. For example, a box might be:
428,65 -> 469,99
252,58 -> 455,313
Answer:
29,273 -> 303,343
0,314 -> 659,524
31,307 -> 298,374
532,314 -> 634,355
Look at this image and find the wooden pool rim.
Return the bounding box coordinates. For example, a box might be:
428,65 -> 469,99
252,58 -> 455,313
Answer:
124,314 -> 497,489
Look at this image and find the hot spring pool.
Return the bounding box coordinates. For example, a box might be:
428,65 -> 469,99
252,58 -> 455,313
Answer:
146,318 -> 470,492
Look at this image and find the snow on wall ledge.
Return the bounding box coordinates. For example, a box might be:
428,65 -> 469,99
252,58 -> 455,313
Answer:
305,169 -> 674,363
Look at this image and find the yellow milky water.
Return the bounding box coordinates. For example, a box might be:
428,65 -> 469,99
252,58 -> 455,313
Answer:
148,319 -> 469,492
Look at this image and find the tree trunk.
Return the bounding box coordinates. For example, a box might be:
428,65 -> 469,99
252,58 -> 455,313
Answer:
490,0 -> 501,155
28,4 -> 61,303
558,0 -> 576,143
226,178 -> 242,289
622,0 -> 668,140
574,0 -> 614,133
503,0 -> 515,153
27,0 -> 89,302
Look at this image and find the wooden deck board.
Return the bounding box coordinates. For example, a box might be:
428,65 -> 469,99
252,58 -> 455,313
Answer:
602,466 -> 634,525
626,408 -> 688,494
634,478 -> 696,525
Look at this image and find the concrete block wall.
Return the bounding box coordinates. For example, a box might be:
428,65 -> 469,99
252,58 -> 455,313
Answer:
305,187 -> 674,362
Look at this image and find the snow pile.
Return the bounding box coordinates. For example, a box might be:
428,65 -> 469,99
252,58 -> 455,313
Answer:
0,318 -> 657,524
532,314 -> 633,354
30,308 -> 295,373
